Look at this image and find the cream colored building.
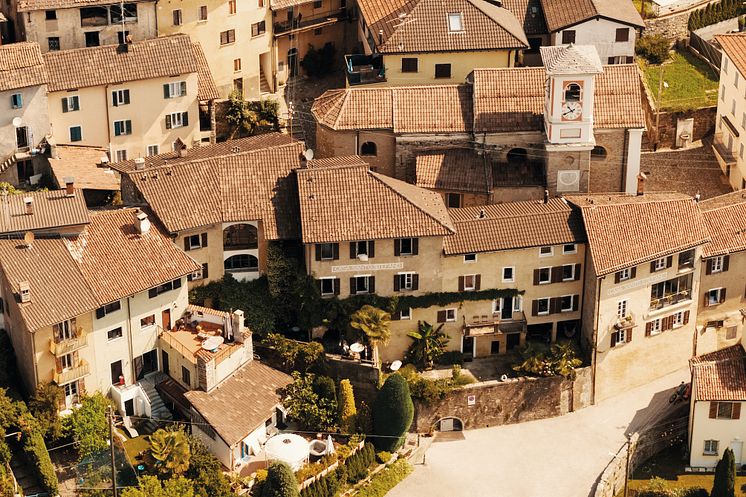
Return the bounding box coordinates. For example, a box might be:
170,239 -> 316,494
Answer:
43,35 -> 218,162
3,0 -> 156,52
156,0 -> 272,98
569,192 -> 710,403
347,0 -> 527,87
712,34 -> 746,191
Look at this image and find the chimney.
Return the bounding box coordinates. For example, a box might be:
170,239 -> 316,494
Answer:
19,281 -> 31,303
543,189 -> 549,204
694,192 -> 701,203
135,209 -> 151,234
636,172 -> 647,196
23,196 -> 33,215
233,310 -> 246,343
134,157 -> 146,171
378,29 -> 383,45
174,138 -> 187,157
478,208 -> 486,219
64,177 -> 75,197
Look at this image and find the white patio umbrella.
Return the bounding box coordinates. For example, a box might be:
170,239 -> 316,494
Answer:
325,435 -> 335,455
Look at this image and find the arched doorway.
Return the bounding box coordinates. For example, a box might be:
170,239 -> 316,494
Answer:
435,416 -> 464,432
224,254 -> 259,272
506,148 -> 528,167
223,224 -> 258,250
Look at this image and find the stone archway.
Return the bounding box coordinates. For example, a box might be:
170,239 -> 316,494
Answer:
435,416 -> 464,432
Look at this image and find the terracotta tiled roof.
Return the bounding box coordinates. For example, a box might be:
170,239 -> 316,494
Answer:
0,42 -> 47,91
565,193 -> 710,276
414,149 -> 491,194
716,34 -> 746,79
501,0 -> 547,35
192,43 -> 219,101
185,361 -> 292,445
109,133 -> 294,173
540,44 -> 603,75
472,64 -> 645,132
69,208 -> 200,305
0,189 -> 89,234
128,141 -> 304,238
17,0 -> 150,12
444,198 -> 585,255
373,0 -> 528,54
307,156 -> 369,168
43,35 -> 198,92
539,0 -> 643,32
699,191 -> 746,258
270,0 -> 316,9
297,164 -> 454,243
312,85 -> 472,132
691,345 -> 746,402
48,146 -> 120,191
0,207 -> 198,330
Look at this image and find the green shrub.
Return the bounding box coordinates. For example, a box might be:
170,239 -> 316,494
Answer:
354,459 -> 412,497
30,382 -> 63,440
711,448 -> 735,497
376,451 -> 391,464
636,34 -> 670,64
680,488 -> 709,497
186,436 -> 233,497
338,379 -> 357,434
21,416 -> 58,495
262,461 -> 299,497
264,334 -> 328,374
356,401 -> 373,435
283,372 -> 338,431
436,351 -> 464,366
373,374 -> 414,452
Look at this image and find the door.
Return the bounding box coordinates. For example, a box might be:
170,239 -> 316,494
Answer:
490,340 -> 500,355
462,336 -> 474,359
142,349 -> 158,377
506,333 -> 521,351
161,309 -> 171,330
124,399 -> 134,417
161,350 -> 170,375
440,418 -> 454,431
288,48 -> 298,77
111,360 -> 123,385
63,382 -> 78,408
731,440 -> 743,465
15,126 -> 29,149
501,296 -> 513,320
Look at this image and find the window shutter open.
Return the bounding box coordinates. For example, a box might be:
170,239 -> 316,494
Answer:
201,233 -> 208,247
615,272 -> 621,284
202,263 -> 209,278
572,295 -> 579,311
458,276 -> 464,292
705,293 -> 712,307
683,310 -> 690,325
412,238 -> 419,255
55,357 -> 63,374
733,403 -> 741,419
574,264 -> 581,280
350,242 -> 356,259
650,261 -> 657,273
412,274 -> 419,291
369,241 -> 375,258
125,120 -> 132,134
180,81 -> 187,96
706,259 -> 713,275
182,111 -> 189,126
437,310 -> 447,323
163,84 -> 170,98
645,321 -> 653,336
394,239 -> 400,256
368,276 -> 375,293
666,256 -> 673,268
393,275 -> 400,292
720,288 -> 727,303
723,255 -> 730,272
332,243 -> 339,260
165,114 -> 172,129
62,97 -> 69,113
349,277 -> 356,294
709,402 -> 718,418
112,92 -> 118,107
333,278 -> 340,296
475,274 -> 481,291
531,300 -> 538,316
183,238 -> 190,251
533,269 -> 540,285
315,245 -> 321,261
124,90 -> 130,104
630,267 -> 636,278
626,329 -> 632,342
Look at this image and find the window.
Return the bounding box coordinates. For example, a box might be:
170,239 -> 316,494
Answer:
116,30 -> 130,44
147,145 -> 159,156
704,440 -> 719,456
650,273 -> 693,309
181,366 -> 191,387
9,93 -> 23,111
69,126 -> 82,142
199,5 -> 207,20
251,21 -> 266,37
163,81 -> 186,99
220,29 -> 236,45
463,253 -> 477,263
678,249 -> 695,269
446,193 -> 462,208
707,288 -> 726,306
396,272 -> 417,291
318,243 -> 335,260
165,112 -> 189,129
112,89 -> 130,106
536,298 -> 550,315
45,9 -> 56,19
710,255 -> 725,273
224,254 -> 259,271
350,240 -> 373,259
742,112 -> 746,130
615,28 -> 629,42
115,150 -> 127,162
435,63 -> 451,78
401,58 -> 418,73
727,326 -> 738,340
110,3 -> 137,23
81,6 -> 107,26
140,314 -> 155,328
652,257 -> 668,271
562,264 -> 576,281
228,0 -> 236,13
113,120 -> 132,136
313,0 -> 322,7
319,277 -> 337,296
716,401 -> 739,419
562,30 -> 575,44
53,319 -> 76,341
352,275 -> 373,295
611,329 -> 627,346
233,58 -> 241,72
360,142 -> 377,156
172,9 -> 182,25
564,83 -> 581,102
462,274 -> 478,291
447,12 -> 463,32
96,300 -> 121,319
48,37 -> 60,50
445,309 -> 456,322
314,27 -> 323,35
617,300 -> 628,319
62,95 -> 80,113
648,318 -> 662,336
148,279 -> 182,298
399,308 -> 412,320
538,267 -> 551,284
562,244 -> 577,254
735,71 -> 740,88
107,327 -> 123,341
84,31 -> 100,47
539,246 -> 553,257
672,311 -> 684,328
395,238 -> 417,256
560,295 -> 575,312
185,234 -> 206,250
502,267 -> 515,282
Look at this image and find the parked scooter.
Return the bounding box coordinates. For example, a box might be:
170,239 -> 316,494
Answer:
669,381 -> 691,404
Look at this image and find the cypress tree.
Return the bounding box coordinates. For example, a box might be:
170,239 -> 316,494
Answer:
262,461 -> 299,497
338,380 -> 357,434
372,374 -> 414,452
711,447 -> 736,497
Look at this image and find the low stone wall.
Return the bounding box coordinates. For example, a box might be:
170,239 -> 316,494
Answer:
654,106 -> 717,149
412,366 -> 592,432
645,12 -> 692,41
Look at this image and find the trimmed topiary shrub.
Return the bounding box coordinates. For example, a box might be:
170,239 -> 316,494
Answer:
711,447 -> 735,497
262,461 -> 299,497
338,379 -> 357,434
636,34 -> 670,64
372,374 -> 414,452
376,451 -> 392,464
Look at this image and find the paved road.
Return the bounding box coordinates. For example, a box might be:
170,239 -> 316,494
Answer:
389,368 -> 690,497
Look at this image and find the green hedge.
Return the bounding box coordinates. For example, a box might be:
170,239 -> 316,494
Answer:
22,424 -> 58,495
354,459 -> 412,497
688,0 -> 745,30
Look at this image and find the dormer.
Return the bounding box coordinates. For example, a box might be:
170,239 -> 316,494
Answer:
19,281 -> 31,303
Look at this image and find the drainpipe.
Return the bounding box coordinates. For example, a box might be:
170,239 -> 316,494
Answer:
126,296 -> 136,385
105,84 -> 113,157
354,130 -> 359,155
590,274 -> 602,406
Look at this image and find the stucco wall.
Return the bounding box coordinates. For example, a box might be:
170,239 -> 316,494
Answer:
0,85 -> 50,164
314,125 -> 397,178
381,50 -> 514,87
689,400 -> 746,468
551,18 -> 637,63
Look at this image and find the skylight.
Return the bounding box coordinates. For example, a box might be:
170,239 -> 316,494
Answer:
448,13 -> 463,32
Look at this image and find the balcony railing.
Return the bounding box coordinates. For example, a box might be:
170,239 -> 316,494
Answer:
612,312 -> 636,331
463,312 -> 527,337
54,360 -> 90,384
712,133 -> 737,165
345,54 -> 386,86
650,291 -> 691,311
49,328 -> 88,356
274,7 -> 346,35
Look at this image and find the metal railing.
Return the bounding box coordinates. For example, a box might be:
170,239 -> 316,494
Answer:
54,359 -> 90,384
273,7 -> 346,34
49,327 -> 88,356
463,311 -> 527,336
649,291 -> 691,311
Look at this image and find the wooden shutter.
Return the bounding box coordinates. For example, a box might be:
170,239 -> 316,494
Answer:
349,278 -> 357,294
412,238 -> 419,255
124,90 -> 130,105
125,120 -> 132,134
531,300 -> 539,316
95,307 -> 105,319
645,321 -> 653,336
165,114 -> 172,129
723,255 -> 730,272
332,243 -> 339,260
650,261 -> 657,273
610,332 -> 617,348
368,276 -> 375,293
710,402 -> 718,418
706,259 -> 713,275
704,292 -> 711,307
615,272 -> 621,284
333,278 -> 340,296
52,324 -> 61,343
134,356 -> 144,379
180,81 -> 187,96
393,275 -> 400,291
350,242 -> 356,259
412,274 -> 419,291
458,276 -> 465,292
630,267 -> 636,278
202,263 -> 209,278
551,266 -> 562,283
572,295 -> 579,311
550,297 -> 561,314
163,84 -> 170,98
62,97 -> 69,113
112,92 -> 118,107
182,111 -> 189,126
666,256 -> 673,268
662,316 -> 672,331
626,329 -> 632,342
474,274 -> 481,291
533,269 -> 540,285
720,288 -> 727,303
733,403 -> 741,419
394,239 -> 401,256
437,310 -> 447,323
369,241 -> 375,258
183,237 -> 190,251
574,264 -> 581,280
315,244 -> 321,261
201,233 -> 208,247
683,310 -> 690,325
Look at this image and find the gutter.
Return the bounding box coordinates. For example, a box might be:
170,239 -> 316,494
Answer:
590,272 -> 602,406
126,296 -> 135,384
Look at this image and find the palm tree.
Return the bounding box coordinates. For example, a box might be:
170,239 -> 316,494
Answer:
149,428 -> 191,476
406,321 -> 449,370
349,305 -> 391,367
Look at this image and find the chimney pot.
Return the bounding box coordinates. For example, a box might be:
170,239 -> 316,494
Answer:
636,172 -> 647,196
543,189 -> 549,204
378,29 -> 383,45
63,177 -> 75,197
134,157 -> 146,171
478,208 -> 486,219
135,209 -> 151,234
19,281 -> 31,303
23,196 -> 33,215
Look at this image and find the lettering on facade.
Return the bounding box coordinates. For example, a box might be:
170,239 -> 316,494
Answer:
606,270 -> 688,297
331,262 -> 404,273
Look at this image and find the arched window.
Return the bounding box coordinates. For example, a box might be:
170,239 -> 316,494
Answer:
223,224 -> 258,250
506,148 -> 528,166
360,141 -> 377,156
564,83 -> 581,102
224,254 -> 259,272
591,146 -> 607,160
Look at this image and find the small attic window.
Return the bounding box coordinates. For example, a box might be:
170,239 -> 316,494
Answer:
448,13 -> 463,32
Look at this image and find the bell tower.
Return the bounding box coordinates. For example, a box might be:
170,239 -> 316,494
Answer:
540,44 -> 603,194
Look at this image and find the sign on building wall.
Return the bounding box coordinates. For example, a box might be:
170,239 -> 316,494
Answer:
331,262 -> 404,273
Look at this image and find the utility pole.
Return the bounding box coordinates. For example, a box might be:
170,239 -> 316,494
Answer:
108,406 -> 118,497
623,434 -> 632,497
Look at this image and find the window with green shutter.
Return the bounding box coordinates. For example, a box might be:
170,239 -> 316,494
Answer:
69,126 -> 82,142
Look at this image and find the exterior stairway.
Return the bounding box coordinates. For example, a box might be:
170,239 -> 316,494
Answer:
260,69 -> 272,95
139,373 -> 173,433
0,153 -> 16,176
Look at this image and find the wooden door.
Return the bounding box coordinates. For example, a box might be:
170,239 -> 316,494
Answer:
161,309 -> 171,330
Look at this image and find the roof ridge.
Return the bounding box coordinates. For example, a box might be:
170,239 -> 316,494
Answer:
464,0 -> 528,46
43,33 -> 191,57
370,172 -> 454,233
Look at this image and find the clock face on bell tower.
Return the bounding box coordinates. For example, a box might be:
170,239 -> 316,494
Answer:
561,101 -> 582,121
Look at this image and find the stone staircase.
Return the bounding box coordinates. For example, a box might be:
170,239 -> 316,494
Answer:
139,373 -> 173,433
0,153 -> 16,176
260,69 -> 272,95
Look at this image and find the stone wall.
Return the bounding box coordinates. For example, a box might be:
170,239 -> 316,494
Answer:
654,106 -> 718,149
644,13 -> 692,42
411,366 -> 592,432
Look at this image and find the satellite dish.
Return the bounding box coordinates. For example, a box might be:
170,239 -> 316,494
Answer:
23,231 -> 34,247
390,360 -> 402,371
12,117 -> 23,128
303,149 -> 315,161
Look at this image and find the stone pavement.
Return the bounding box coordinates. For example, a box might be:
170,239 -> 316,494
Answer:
389,367 -> 690,497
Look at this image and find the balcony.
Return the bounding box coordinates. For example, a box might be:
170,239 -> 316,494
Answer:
274,7 -> 346,36
49,328 -> 88,356
712,132 -> 737,166
650,290 -> 691,311
345,54 -> 386,86
612,312 -> 637,332
54,359 -> 90,384
463,312 -> 527,337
